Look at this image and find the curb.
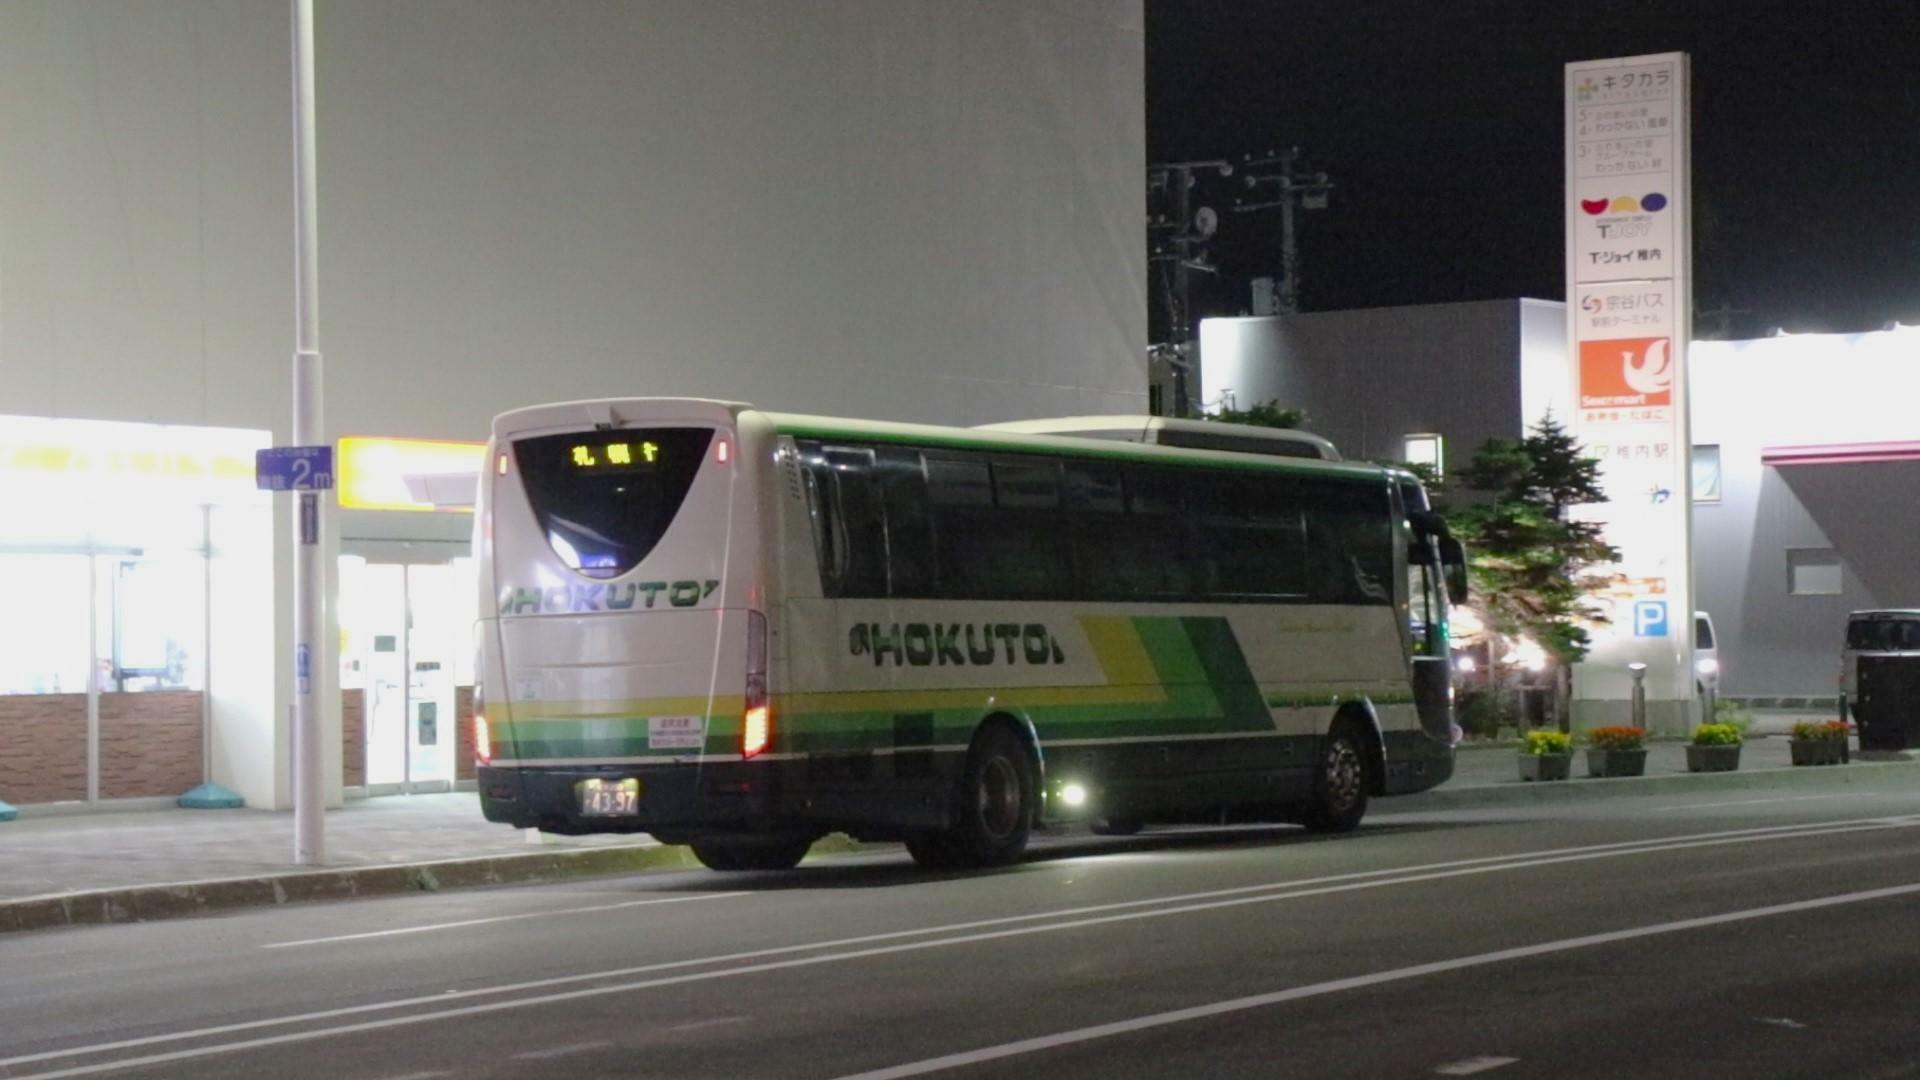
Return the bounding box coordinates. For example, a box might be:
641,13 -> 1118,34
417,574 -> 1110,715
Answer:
1398,757 -> 1920,811
0,833 -> 874,935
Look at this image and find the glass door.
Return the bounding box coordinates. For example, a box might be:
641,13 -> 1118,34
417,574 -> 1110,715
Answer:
339,554 -> 477,794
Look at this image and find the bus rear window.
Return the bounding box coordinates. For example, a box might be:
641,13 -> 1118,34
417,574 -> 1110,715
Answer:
513,428 -> 714,579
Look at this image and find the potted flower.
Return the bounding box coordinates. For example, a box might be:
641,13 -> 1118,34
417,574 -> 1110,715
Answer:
1686,722 -> 1742,772
1584,726 -> 1649,778
1517,728 -> 1573,782
1789,719 -> 1850,766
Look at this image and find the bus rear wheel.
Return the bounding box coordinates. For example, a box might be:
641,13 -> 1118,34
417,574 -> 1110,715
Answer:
1302,727 -> 1369,834
690,837 -> 812,872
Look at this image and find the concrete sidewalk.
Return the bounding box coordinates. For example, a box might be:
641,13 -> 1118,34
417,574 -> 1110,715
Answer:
2,721 -> 1914,934
0,793 -> 657,903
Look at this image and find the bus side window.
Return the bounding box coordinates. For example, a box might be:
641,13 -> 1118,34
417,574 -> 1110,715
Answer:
1303,480 -> 1394,606
874,447 -> 935,598
1114,467 -> 1193,601
802,444 -> 887,599
1190,472 -> 1307,599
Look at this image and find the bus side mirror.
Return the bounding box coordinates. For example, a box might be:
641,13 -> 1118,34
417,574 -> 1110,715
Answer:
1440,537 -> 1468,605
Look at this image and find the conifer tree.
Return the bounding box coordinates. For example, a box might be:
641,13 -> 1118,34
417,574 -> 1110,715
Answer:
1451,413 -> 1618,667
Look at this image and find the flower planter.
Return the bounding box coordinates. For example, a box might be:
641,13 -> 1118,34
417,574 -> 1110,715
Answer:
1517,752 -> 1573,782
1685,743 -> 1742,773
1585,747 -> 1648,778
1789,739 -> 1845,767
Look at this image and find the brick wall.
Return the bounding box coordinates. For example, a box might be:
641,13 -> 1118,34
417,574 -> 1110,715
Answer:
454,684 -> 475,780
0,694 -> 87,804
98,691 -> 204,799
343,688 -> 366,788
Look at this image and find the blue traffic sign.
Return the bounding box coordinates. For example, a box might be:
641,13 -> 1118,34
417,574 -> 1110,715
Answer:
256,446 -> 334,491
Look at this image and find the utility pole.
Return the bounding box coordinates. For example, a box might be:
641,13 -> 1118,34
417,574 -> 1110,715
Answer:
1232,148 -> 1332,315
1147,159 -> 1232,416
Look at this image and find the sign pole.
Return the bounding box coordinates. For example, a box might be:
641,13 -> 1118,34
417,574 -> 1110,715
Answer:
291,0 -> 325,865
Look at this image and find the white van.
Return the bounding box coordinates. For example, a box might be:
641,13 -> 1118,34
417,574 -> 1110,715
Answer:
1694,611 -> 1719,697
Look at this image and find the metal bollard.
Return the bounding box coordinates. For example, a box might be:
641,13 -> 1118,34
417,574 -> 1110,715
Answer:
1629,662 -> 1648,730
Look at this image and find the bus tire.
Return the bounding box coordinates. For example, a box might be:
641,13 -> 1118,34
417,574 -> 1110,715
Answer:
690,838 -> 811,872
941,724 -> 1034,867
1302,726 -> 1369,834
1090,815 -> 1143,836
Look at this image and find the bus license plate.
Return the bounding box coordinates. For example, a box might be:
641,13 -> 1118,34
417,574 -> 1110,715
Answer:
577,778 -> 641,817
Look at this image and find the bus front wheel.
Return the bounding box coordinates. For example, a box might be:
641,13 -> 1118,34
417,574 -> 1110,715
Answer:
919,724 -> 1033,869
1302,727 -> 1370,834
690,838 -> 812,872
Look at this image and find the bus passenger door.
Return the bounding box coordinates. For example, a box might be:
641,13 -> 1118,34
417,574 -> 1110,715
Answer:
1406,537 -> 1454,743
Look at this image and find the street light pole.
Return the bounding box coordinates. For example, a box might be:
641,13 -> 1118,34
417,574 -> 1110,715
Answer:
290,0 -> 325,865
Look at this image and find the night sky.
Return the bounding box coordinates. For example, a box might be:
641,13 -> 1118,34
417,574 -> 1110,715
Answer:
1146,1 -> 1920,338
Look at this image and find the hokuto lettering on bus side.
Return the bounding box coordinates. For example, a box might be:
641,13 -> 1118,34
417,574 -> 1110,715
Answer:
849,622 -> 1067,667
500,579 -> 720,615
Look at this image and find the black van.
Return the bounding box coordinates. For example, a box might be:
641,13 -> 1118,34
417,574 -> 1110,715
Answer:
1842,610 -> 1920,751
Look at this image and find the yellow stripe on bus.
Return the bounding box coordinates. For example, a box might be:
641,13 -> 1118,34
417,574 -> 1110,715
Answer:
1078,615 -> 1165,691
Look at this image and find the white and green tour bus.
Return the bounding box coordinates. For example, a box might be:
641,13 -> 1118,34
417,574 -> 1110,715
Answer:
473,398 -> 1466,871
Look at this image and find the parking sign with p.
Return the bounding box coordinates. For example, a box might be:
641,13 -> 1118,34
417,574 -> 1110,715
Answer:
1633,600 -> 1669,638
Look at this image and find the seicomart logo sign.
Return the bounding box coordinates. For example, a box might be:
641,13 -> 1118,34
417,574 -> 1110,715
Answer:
1578,337 -> 1673,409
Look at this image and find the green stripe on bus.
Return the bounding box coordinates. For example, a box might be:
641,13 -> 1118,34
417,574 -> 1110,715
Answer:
1175,616 -> 1274,731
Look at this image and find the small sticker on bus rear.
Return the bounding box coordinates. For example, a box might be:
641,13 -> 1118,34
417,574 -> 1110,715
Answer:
648,715 -> 705,749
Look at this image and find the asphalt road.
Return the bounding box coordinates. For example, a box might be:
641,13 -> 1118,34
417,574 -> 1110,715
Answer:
6,787 -> 1920,1079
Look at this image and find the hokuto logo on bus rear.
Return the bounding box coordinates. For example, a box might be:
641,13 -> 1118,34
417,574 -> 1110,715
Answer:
850,622 -> 1067,667
500,580 -> 720,616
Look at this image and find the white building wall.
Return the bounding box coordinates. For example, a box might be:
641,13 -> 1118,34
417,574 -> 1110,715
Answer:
0,1 -> 1145,807
1198,301 -> 1550,475
1690,329 -> 1920,699
0,0 -> 1146,433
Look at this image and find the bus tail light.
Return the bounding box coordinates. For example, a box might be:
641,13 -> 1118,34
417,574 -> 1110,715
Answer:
473,687 -> 492,766
743,610 -> 770,759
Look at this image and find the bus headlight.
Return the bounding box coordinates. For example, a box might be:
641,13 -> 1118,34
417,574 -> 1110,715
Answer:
1696,657 -> 1719,676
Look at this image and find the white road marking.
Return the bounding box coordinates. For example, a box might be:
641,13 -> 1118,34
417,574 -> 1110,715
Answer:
665,1016 -> 747,1033
8,816 -> 1912,1077
1655,794 -> 1858,812
264,892 -> 750,949
1757,1017 -> 1809,1029
835,883 -> 1920,1079
1434,1056 -> 1519,1075
511,1040 -> 613,1060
